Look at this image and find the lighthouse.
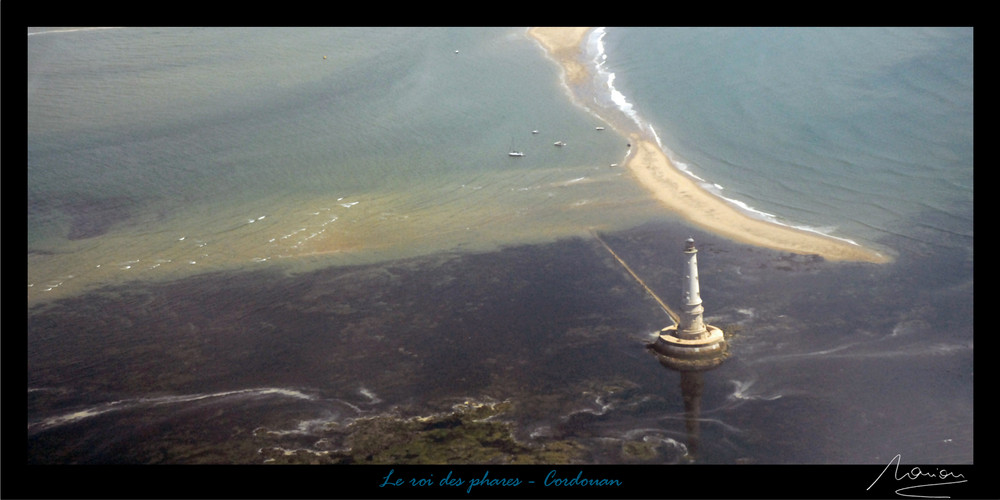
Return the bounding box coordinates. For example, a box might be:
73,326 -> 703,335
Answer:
679,237 -> 707,338
652,238 -> 727,371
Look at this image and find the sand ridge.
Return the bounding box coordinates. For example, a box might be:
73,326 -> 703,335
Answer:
527,27 -> 889,264
527,27 -> 591,85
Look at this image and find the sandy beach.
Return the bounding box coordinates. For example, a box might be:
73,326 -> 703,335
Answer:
527,27 -> 889,264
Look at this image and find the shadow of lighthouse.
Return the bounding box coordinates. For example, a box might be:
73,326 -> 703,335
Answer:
652,353 -> 718,461
649,238 -> 729,462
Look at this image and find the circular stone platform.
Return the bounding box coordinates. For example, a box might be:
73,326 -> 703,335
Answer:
650,325 -> 728,371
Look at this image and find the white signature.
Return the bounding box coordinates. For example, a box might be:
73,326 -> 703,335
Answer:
867,454 -> 967,498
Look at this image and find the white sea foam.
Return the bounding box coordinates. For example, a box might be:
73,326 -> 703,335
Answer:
584,27 -> 865,246
588,27 -> 644,133
890,319 -> 931,337
550,176 -> 589,188
621,428 -> 685,443
701,177 -> 863,245
751,335 -> 971,365
28,27 -> 124,36
255,416 -> 336,437
29,405 -> 123,432
257,445 -> 331,459
529,425 -> 554,439
639,434 -> 686,451
28,387 -> 315,433
728,379 -> 783,402
619,429 -> 688,456
562,391 -> 617,420
751,342 -> 862,365
846,341 -> 973,359
358,387 -> 381,404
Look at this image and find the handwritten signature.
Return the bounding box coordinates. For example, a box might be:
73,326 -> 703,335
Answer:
867,454 -> 967,498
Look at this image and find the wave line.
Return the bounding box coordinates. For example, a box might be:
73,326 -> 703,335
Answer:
28,386 -> 315,433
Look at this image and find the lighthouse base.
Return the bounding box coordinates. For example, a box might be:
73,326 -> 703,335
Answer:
651,325 -> 728,371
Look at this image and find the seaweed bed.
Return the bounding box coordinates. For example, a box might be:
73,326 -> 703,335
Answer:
27,219 -> 973,467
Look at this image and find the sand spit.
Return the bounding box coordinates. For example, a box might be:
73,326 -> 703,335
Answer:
527,27 -> 889,264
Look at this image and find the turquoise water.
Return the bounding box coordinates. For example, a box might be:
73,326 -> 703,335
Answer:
595,27 -> 973,252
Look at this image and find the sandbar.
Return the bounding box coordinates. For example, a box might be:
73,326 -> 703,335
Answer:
527,27 -> 889,264
527,27 -> 591,85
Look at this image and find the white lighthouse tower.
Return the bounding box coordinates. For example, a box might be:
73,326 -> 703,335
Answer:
652,238 -> 727,370
679,238 -> 707,338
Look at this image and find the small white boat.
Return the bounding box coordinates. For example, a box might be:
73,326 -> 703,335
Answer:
532,130 -> 539,134
553,141 -> 566,147
508,137 -> 524,157
595,126 -> 605,131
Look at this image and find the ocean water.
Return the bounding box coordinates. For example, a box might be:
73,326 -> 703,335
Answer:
28,27 -> 661,302
589,27 -> 973,253
27,27 -> 973,475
